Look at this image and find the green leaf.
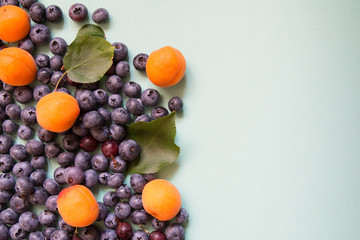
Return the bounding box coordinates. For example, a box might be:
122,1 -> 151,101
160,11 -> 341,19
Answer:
63,26 -> 114,84
76,24 -> 105,38
126,112 -> 180,174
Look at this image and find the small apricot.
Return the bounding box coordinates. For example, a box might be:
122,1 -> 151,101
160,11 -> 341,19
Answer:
36,91 -> 80,133
0,5 -> 31,42
146,46 -> 186,87
0,47 -> 37,86
142,179 -> 182,221
57,185 -> 99,227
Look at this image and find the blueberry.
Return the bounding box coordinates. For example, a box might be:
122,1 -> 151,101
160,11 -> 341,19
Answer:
100,229 -> 117,240
151,217 -> 168,231
50,55 -> 63,71
143,173 -> 157,182
35,53 -> 50,67
105,75 -> 123,93
50,229 -> 69,240
49,37 -> 67,56
0,208 -> 18,225
81,82 -> 100,90
38,127 -> 55,143
83,110 -> 104,129
123,81 -> 141,98
176,208 -> 189,224
112,42 -> 128,62
57,152 -> 75,167
62,133 -> 80,152
115,60 -> 130,78
19,0 -> 36,9
50,70 -> 66,87
75,151 -> 91,170
28,187 -> 49,205
91,154 -> 108,172
104,212 -> 118,228
90,126 -> 109,142
72,122 -> 90,137
0,154 -> 14,172
29,231 -> 45,240
39,209 -> 57,227
126,98 -> 144,116
43,178 -> 60,195
0,189 -> 12,204
0,90 -> 13,107
141,88 -> 160,107
3,82 -> 16,92
108,94 -> 123,108
14,86 -> 33,104
98,107 -> 111,123
109,123 -> 126,141
0,224 -> 9,240
30,24 -> 51,45
0,173 -> 15,190
109,155 -> 127,173
30,155 -> 47,169
15,176 -> 34,195
69,3 -> 88,22
45,5 -> 63,22
54,166 -> 66,185
20,106 -> 37,125
76,90 -> 97,112
58,217 -> 75,234
2,119 -> 18,134
129,173 -> 146,193
129,194 -> 143,210
9,223 -> 28,240
10,144 -> 28,161
33,84 -> 51,101
25,139 -> 44,156
0,134 -> 13,154
83,169 -> 98,188
37,67 -> 53,84
119,139 -> 140,162
165,224 -> 185,240
92,8 -> 109,23
64,166 -> 84,185
131,230 -> 149,240
45,195 -> 58,212
97,202 -> 108,221
45,142 -> 62,158
10,193 -> 30,213
13,162 -> 33,178
114,201 -> 131,220
135,114 -> 152,123
151,106 -> 169,120
168,96 -> 183,112
17,124 -> 33,140
107,173 -> 124,189
98,171 -> 111,185
133,53 -> 148,71
93,88 -> 109,105
55,87 -> 70,95
30,169 -> 47,186
1,0 -> 18,5
18,37 -> 35,54
29,2 -> 45,23
81,225 -> 100,240
111,107 -> 131,125
44,227 -> 57,240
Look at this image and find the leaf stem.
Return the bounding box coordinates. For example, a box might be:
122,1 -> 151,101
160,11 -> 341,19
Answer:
54,70 -> 68,92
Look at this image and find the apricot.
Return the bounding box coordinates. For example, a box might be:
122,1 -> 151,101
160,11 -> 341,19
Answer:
0,5 -> 31,42
36,92 -> 80,133
146,46 -> 186,87
0,47 -> 37,86
142,179 -> 182,221
57,185 -> 99,227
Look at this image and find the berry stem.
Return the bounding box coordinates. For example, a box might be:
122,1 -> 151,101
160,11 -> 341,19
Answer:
54,70 -> 68,92
139,225 -> 150,234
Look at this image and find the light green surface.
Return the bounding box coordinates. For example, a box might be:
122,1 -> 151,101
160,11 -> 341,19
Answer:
26,0 -> 360,239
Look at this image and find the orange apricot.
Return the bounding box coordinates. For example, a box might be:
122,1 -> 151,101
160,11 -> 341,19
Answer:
0,5 -> 31,42
146,46 -> 186,87
36,91 -> 80,133
57,185 -> 99,227
142,179 -> 182,221
0,47 -> 37,86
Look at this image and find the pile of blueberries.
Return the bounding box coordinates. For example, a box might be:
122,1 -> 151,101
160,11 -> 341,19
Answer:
0,0 -> 187,240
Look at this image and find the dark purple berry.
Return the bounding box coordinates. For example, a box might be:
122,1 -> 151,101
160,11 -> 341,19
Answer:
29,24 -> 51,45
92,8 -> 109,23
168,96 -> 183,112
133,53 -> 148,71
29,2 -> 45,23
151,106 -> 169,120
123,81 -> 141,98
45,5 -> 63,22
69,3 -> 88,22
49,37 -> 67,56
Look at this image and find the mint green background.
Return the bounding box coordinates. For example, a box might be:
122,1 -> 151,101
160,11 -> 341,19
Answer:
30,0 -> 360,239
